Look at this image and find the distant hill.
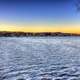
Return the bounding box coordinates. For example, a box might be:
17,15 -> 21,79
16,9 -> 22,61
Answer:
0,31 -> 80,37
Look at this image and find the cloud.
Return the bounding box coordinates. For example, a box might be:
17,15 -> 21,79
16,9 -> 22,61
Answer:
75,0 -> 80,11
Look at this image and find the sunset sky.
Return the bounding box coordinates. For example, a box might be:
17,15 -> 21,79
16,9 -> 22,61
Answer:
0,0 -> 80,33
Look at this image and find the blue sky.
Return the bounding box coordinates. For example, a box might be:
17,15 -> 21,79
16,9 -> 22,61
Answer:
0,0 -> 78,24
0,0 -> 80,33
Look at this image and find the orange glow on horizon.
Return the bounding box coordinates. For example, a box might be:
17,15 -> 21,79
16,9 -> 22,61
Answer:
0,24 -> 80,34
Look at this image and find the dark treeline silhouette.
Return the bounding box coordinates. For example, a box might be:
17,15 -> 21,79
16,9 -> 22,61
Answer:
0,31 -> 80,37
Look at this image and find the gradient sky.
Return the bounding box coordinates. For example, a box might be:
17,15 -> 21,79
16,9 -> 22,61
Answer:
0,0 -> 80,33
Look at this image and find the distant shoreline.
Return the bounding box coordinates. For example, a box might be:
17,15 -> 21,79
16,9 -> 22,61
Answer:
0,31 -> 80,37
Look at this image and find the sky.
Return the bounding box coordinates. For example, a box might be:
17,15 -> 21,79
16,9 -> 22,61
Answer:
0,0 -> 80,33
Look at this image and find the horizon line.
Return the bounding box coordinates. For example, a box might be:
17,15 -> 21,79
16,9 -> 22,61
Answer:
0,31 -> 80,34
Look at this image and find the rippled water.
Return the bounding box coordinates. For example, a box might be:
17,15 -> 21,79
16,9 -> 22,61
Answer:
0,37 -> 80,80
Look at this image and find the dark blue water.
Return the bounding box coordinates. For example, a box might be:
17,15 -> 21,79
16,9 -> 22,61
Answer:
0,37 -> 80,80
